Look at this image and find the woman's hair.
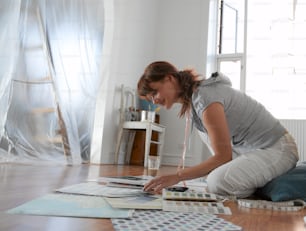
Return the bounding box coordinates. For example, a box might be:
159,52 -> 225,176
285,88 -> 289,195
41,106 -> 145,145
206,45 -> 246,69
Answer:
137,61 -> 203,117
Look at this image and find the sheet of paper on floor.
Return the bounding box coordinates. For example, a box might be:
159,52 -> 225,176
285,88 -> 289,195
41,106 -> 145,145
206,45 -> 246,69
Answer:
105,194 -> 162,210
7,193 -> 133,218
56,182 -> 145,197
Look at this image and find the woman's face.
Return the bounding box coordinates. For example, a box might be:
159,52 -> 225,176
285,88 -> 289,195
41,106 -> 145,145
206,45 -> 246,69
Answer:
146,75 -> 180,109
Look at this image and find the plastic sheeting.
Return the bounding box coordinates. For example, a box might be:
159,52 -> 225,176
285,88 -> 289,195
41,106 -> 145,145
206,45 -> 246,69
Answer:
0,0 -> 105,164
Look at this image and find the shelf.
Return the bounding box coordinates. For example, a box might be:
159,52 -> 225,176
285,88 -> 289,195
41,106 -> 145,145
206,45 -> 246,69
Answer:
35,135 -> 62,144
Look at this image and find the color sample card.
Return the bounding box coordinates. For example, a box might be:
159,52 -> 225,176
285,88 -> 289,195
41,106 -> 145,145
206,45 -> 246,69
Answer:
238,199 -> 305,211
105,195 -> 163,210
162,189 -> 218,202
112,209 -> 242,231
162,200 -> 232,215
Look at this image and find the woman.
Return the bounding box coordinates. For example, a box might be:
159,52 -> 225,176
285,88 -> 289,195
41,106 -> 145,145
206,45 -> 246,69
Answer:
138,61 -> 299,198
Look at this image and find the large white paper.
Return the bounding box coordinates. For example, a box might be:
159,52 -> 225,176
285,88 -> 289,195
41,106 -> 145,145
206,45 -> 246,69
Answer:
56,182 -> 145,197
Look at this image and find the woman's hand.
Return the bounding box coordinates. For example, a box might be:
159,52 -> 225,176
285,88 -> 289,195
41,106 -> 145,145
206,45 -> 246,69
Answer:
143,174 -> 180,194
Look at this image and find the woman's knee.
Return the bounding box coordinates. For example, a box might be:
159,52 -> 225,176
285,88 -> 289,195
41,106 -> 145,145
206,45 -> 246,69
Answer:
206,174 -> 220,194
206,167 -> 231,195
206,165 -> 255,198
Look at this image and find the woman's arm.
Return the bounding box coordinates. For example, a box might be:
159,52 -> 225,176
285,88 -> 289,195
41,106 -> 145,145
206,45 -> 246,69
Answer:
177,102 -> 232,180
143,102 -> 232,193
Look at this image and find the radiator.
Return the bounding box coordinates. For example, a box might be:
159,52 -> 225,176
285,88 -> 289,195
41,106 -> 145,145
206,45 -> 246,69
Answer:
280,120 -> 306,161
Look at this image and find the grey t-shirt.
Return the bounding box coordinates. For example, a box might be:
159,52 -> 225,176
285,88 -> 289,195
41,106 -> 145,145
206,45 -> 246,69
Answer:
191,72 -> 286,150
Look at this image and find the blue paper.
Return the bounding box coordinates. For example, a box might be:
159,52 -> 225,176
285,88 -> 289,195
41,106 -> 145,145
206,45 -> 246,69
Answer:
7,193 -> 133,218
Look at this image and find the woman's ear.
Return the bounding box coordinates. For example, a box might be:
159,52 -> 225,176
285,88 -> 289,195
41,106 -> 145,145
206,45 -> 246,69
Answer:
164,74 -> 174,82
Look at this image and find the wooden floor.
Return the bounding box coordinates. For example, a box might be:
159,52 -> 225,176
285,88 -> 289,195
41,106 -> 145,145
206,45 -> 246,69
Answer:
0,163 -> 305,231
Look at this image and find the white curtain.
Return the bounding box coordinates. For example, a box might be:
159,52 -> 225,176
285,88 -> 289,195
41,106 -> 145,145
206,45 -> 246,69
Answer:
0,0 -> 105,164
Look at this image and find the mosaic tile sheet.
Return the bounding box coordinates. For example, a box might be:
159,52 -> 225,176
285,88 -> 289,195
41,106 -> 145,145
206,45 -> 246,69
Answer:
112,209 -> 242,231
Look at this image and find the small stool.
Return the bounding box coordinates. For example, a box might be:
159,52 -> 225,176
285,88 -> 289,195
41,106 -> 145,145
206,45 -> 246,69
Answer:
115,120 -> 165,167
114,85 -> 165,167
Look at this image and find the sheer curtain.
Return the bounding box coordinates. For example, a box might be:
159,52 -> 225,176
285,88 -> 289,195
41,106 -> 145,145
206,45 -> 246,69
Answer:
0,0 -> 105,164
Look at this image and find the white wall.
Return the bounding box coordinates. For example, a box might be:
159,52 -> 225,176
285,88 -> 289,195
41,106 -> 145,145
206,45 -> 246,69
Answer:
91,0 -> 218,165
91,0 -> 160,163
154,0 -> 215,166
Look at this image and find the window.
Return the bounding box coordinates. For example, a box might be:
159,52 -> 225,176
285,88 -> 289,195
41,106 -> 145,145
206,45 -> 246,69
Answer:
217,0 -> 245,91
246,0 -> 306,119
217,0 -> 306,119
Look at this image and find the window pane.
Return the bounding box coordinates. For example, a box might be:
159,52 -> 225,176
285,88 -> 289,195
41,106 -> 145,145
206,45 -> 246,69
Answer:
218,0 -> 244,54
246,0 -> 306,119
219,60 -> 241,90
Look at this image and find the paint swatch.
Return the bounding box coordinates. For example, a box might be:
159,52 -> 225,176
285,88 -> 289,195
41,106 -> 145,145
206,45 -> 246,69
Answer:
162,200 -> 232,215
238,199 -> 305,211
162,189 -> 218,202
